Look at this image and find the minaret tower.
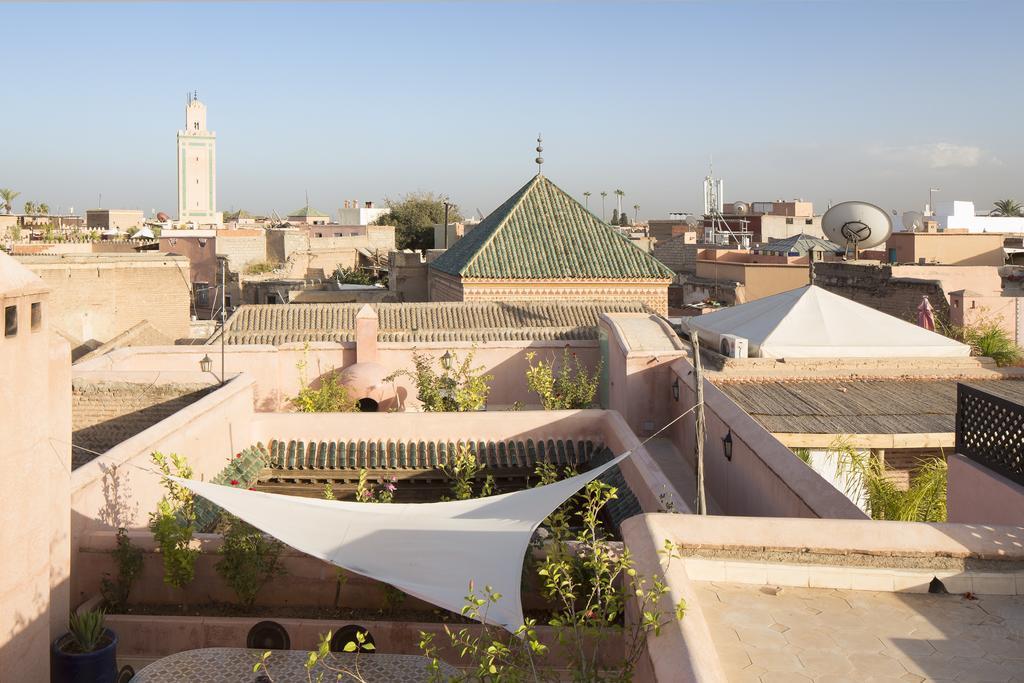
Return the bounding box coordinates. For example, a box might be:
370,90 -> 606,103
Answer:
176,91 -> 221,227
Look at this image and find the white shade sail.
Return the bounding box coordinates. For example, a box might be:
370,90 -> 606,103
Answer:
171,450 -> 631,633
685,285 -> 970,359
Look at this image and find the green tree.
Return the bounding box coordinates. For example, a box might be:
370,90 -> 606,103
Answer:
0,188 -> 19,214
610,208 -> 619,226
38,202 -> 50,215
148,452 -> 200,595
373,192 -> 463,251
332,266 -> 374,285
619,211 -> 629,227
633,203 -> 640,222
583,191 -> 592,211
600,191 -> 608,221
23,200 -> 36,215
991,199 -> 1024,217
614,188 -> 625,215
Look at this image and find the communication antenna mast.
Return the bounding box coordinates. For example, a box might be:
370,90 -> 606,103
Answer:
702,160 -> 751,248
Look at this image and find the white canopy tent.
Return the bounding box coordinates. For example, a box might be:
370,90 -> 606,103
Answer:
170,449 -> 631,633
684,285 -> 970,359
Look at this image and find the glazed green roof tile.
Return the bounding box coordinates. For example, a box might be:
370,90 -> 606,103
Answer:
217,300 -> 651,345
430,174 -> 674,281
288,205 -> 329,218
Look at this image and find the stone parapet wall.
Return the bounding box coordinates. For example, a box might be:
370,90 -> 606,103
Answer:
812,261 -> 951,322
457,280 -> 670,316
217,232 -> 268,270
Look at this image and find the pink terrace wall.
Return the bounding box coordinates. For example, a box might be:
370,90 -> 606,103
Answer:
668,358 -> 866,519
69,375 -> 257,601
947,454 -> 1024,525
74,341 -> 602,412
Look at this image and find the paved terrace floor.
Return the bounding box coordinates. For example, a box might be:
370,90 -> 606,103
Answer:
697,581 -> 1024,682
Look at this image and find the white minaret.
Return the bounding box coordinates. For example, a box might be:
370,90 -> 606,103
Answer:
176,92 -> 221,227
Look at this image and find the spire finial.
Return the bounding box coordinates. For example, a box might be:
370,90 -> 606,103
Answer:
535,133 -> 544,173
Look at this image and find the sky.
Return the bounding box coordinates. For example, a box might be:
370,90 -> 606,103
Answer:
1,1 -> 1022,221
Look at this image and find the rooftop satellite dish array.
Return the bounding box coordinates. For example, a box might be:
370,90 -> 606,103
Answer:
732,201 -> 749,215
821,201 -> 892,259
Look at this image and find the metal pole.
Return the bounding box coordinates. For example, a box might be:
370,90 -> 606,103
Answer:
692,331 -> 707,515
220,257 -> 226,386
443,201 -> 451,249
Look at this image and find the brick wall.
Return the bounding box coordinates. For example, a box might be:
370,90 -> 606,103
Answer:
19,254 -> 192,350
458,280 -> 670,316
72,380 -> 215,467
217,233 -> 268,270
813,262 -> 950,323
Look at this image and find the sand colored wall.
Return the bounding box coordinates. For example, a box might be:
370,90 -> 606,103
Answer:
19,254 -> 192,347
946,454 -> 1024,525
888,264 -> 1003,298
0,277 -> 71,681
669,357 -> 867,519
694,259 -> 810,302
887,232 -> 1005,266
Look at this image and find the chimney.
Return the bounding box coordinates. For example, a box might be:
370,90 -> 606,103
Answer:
365,201 -> 373,209
355,304 -> 379,363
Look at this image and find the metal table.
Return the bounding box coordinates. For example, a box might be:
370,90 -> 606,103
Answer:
131,647 -> 458,682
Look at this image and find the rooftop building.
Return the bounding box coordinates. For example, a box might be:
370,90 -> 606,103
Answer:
429,173 -> 673,314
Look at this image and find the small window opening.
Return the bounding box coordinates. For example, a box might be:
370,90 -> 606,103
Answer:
31,302 -> 41,331
4,305 -> 17,337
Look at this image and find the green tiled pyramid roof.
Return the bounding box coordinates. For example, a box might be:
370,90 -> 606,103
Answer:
430,174 -> 674,280
289,205 -> 328,218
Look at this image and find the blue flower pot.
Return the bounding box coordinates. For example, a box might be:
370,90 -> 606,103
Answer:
51,628 -> 118,683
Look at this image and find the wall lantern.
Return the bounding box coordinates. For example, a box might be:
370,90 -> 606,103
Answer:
722,429 -> 733,461
671,378 -> 680,402
440,350 -> 453,370
199,354 -> 212,373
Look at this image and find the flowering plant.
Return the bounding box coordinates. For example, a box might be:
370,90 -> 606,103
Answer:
525,348 -> 602,410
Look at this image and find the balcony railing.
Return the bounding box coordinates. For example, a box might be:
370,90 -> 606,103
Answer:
955,383 -> 1024,486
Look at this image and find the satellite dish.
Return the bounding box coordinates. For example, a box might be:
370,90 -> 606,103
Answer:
733,202 -> 749,215
902,210 -> 924,232
684,215 -> 701,228
821,201 -> 892,255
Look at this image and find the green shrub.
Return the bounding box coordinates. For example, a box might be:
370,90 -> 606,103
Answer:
216,514 -> 287,607
441,443 -> 494,500
100,528 -> 143,611
386,349 -> 492,412
332,266 -> 375,285
525,348 -> 602,410
148,452 -> 199,592
291,349 -> 359,412
244,260 -> 276,275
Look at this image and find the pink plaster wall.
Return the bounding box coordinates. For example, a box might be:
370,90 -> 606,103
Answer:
75,341 -> 602,412
668,358 -> 867,519
947,454 -> 1024,526
890,265 -> 1003,299
69,376 -> 257,602
0,283 -> 71,681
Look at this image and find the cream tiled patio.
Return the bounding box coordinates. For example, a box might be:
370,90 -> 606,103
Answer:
696,581 -> 1024,682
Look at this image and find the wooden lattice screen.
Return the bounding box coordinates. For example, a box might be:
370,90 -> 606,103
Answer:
955,383 -> 1024,486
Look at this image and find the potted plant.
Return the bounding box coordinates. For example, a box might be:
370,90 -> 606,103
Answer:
51,609 -> 118,683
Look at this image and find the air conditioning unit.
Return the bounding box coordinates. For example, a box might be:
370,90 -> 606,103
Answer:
719,334 -> 749,359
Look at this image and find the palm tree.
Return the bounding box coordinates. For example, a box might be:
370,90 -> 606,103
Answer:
614,189 -> 624,215
0,188 -> 19,215
38,203 -> 50,215
600,191 -> 608,221
24,201 -> 36,215
633,204 -> 640,222
991,199 -> 1024,217
583,191 -> 591,211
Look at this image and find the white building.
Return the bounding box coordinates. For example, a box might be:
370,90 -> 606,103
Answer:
337,200 -> 390,226
176,93 -> 222,228
931,201 -> 1024,234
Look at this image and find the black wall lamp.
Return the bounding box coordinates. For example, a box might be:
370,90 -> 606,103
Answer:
671,377 -> 680,402
722,429 -> 733,461
440,350 -> 453,370
199,354 -> 212,373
